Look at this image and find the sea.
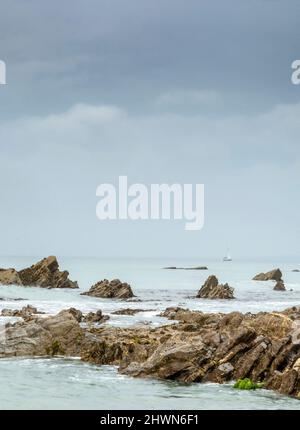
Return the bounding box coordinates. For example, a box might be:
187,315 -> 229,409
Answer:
0,256 -> 299,410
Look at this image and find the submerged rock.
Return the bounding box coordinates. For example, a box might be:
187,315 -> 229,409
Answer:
0,256 -> 78,289
273,281 -> 286,291
196,275 -> 235,299
81,279 -> 134,299
253,268 -> 283,282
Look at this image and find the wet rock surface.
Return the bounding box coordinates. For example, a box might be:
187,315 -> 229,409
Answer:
81,279 -> 134,299
196,275 -> 235,299
0,256 -> 78,289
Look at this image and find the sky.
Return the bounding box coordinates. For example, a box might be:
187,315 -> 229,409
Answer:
0,0 -> 299,259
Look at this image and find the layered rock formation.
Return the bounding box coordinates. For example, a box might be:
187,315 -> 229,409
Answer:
253,268 -> 283,282
0,256 -> 78,289
81,279 -> 134,299
81,306 -> 300,398
1,305 -> 300,398
196,275 -> 235,299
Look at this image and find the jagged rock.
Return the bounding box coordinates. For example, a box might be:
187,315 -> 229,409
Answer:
253,268 -> 283,282
79,305 -> 300,399
164,266 -> 208,270
83,310 -> 109,323
196,275 -> 235,299
273,281 -> 286,291
0,256 -> 78,289
112,308 -> 152,316
81,279 -> 134,299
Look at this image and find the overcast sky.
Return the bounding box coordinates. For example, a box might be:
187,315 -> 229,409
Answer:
0,0 -> 299,259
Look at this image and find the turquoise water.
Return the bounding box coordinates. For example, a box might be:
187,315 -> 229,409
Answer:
0,257 -> 299,409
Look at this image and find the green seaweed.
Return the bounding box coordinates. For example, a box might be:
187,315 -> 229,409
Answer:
233,378 -> 264,390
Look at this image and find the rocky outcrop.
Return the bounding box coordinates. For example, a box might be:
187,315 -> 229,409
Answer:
253,268 -> 283,282
0,256 -> 78,289
164,266 -> 208,270
2,306 -> 300,399
84,310 -> 109,324
0,309 -> 84,357
81,306 -> 300,398
196,275 -> 235,299
273,281 -> 286,291
81,279 -> 134,299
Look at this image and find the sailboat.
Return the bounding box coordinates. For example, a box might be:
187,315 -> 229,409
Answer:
223,249 -> 232,262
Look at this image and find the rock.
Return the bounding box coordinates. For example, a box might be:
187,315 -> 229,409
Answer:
0,309 -> 84,357
273,281 -> 286,291
84,310 -> 109,324
196,275 -> 235,299
1,305 -> 42,318
0,269 -> 22,285
112,308 -> 152,316
163,266 -> 208,270
253,268 -> 283,282
0,256 -> 78,289
2,305 -> 300,399
81,279 -> 134,299
58,308 -> 83,322
292,269 -> 300,273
